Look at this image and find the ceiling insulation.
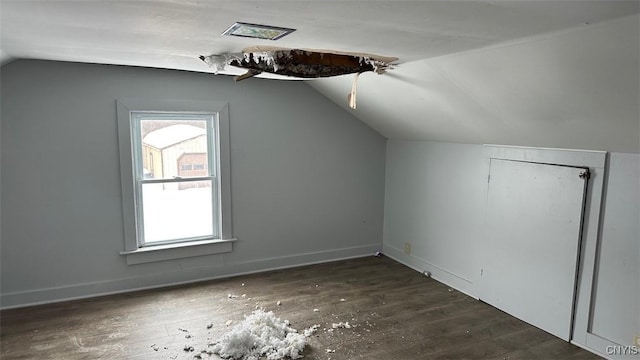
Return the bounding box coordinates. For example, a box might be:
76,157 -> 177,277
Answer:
200,46 -> 397,80
200,46 -> 398,109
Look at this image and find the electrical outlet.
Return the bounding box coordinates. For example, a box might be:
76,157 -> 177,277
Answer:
404,242 -> 411,256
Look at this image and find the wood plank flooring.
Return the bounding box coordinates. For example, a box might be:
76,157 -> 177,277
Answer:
0,256 -> 601,359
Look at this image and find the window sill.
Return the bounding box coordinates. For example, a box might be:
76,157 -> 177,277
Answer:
120,238 -> 236,265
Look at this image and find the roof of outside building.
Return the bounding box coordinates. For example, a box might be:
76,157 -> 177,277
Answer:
143,124 -> 206,149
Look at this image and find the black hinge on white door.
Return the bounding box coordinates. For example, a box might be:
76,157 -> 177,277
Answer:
578,169 -> 590,180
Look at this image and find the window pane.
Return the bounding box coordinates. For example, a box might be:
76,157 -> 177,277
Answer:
139,119 -> 209,180
141,180 -> 215,244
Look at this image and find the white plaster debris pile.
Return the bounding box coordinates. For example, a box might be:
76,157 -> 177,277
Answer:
331,322 -> 352,329
210,309 -> 318,360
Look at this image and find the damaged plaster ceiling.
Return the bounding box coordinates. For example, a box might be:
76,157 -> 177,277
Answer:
200,46 -> 398,108
1,1 -> 639,151
2,1 -> 636,74
200,46 -> 397,80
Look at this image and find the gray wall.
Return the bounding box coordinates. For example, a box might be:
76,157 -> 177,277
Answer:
0,60 -> 387,307
382,141 -> 486,296
383,139 -> 639,356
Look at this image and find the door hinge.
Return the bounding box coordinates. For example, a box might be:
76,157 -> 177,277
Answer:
579,169 -> 590,180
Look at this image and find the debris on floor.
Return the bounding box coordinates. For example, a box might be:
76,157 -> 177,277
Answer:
150,289 -> 365,359
209,309 -> 318,360
178,327 -> 193,339
331,322 -> 352,329
303,324 -> 319,337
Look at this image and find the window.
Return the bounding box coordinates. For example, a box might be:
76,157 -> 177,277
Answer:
117,99 -> 234,265
133,113 -> 216,244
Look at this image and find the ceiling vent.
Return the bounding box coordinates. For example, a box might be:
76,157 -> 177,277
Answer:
222,22 -> 296,40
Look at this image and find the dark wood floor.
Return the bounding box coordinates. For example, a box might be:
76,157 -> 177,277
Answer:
1,256 -> 600,360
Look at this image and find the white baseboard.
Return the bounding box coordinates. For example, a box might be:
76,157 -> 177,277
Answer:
382,243 -> 478,299
1,244 -> 381,309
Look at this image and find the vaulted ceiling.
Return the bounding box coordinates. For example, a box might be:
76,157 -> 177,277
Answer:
2,1 -> 639,152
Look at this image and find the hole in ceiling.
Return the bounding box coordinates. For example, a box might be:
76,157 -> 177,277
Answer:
200,47 -> 398,110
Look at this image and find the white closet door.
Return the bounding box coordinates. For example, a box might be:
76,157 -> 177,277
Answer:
480,159 -> 588,341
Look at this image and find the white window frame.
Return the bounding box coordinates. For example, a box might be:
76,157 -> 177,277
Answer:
116,99 -> 235,265
131,111 -> 218,246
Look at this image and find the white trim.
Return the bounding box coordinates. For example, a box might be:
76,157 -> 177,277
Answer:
0,244 -> 380,310
484,144 -> 606,168
116,100 -> 137,252
217,103 -> 233,239
131,112 -> 218,245
120,238 -> 236,265
115,99 -> 234,260
382,243 -> 478,300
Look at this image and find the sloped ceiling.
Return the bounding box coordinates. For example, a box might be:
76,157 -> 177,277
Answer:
1,1 -> 639,152
310,14 -> 640,153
